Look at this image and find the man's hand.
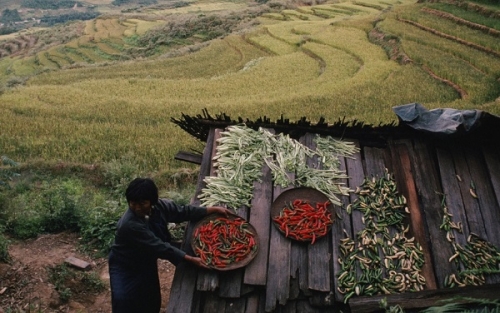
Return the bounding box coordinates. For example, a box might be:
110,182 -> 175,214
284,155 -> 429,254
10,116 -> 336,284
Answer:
206,206 -> 232,216
184,254 -> 209,269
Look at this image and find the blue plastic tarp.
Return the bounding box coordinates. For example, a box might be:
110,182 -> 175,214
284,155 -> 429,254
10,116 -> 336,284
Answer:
392,103 -> 500,135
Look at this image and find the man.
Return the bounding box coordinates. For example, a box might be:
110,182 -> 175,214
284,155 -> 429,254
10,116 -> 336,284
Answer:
108,177 -> 230,313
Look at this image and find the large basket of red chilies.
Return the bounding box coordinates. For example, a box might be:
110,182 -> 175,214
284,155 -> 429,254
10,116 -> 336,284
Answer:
271,187 -> 335,244
191,213 -> 259,271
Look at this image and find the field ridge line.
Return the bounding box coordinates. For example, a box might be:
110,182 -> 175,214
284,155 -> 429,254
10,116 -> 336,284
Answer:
300,46 -> 326,76
421,7 -> 500,38
398,17 -> 500,58
422,64 -> 468,99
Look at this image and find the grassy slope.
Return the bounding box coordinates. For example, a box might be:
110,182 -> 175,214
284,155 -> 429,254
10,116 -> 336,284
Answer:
0,0 -> 499,173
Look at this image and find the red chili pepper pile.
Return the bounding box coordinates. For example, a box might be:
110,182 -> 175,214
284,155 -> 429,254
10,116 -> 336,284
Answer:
193,216 -> 257,269
273,199 -> 333,244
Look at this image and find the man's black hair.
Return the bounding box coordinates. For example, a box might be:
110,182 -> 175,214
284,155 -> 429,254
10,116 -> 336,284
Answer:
125,178 -> 159,205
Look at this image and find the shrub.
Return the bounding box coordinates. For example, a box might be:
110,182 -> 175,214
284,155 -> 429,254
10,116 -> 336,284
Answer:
40,182 -> 83,233
5,189 -> 45,239
48,263 -> 105,303
78,199 -> 123,256
5,76 -> 26,88
0,156 -> 20,189
130,12 -> 259,57
0,9 -> 21,23
7,214 -> 44,240
102,153 -> 143,199
4,178 -> 86,239
163,190 -> 191,205
0,227 -> 10,263
0,171 -> 123,255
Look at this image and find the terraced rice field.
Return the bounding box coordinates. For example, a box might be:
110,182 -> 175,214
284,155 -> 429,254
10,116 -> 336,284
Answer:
0,0 -> 499,172
0,17 -> 163,83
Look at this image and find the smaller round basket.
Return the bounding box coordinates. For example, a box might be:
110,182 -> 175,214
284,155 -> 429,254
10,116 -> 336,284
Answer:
271,187 -> 335,243
191,213 -> 259,271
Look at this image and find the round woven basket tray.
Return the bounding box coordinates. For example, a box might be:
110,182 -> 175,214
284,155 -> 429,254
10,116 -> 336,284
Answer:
190,212 -> 259,271
271,187 -> 335,243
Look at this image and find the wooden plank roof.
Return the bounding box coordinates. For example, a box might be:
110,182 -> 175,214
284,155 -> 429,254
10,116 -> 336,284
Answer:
166,111 -> 500,313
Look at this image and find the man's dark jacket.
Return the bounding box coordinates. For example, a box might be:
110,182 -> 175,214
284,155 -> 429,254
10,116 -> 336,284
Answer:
108,199 -> 207,313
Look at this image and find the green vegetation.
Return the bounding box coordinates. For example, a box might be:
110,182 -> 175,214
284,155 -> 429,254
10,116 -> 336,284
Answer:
0,0 -> 498,220
0,155 -> 19,188
113,0 -> 157,5
425,3 -> 500,30
0,229 -> 10,263
20,0 -> 83,10
132,12 -> 258,56
0,1 -> 497,152
1,173 -> 119,248
40,12 -> 101,26
48,263 -> 106,303
0,9 -> 21,23
380,297 -> 500,313
0,154 -> 197,259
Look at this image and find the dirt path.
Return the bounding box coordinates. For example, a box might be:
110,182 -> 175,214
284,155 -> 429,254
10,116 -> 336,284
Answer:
0,232 -> 175,313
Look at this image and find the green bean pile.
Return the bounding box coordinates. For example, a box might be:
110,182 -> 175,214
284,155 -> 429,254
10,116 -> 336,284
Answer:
200,125 -> 267,209
439,194 -> 500,287
337,170 -> 426,303
199,125 -> 358,209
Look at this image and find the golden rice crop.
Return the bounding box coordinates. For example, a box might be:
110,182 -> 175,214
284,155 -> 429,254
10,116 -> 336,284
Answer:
9,57 -> 38,77
1,0 -> 499,173
301,41 -> 360,81
95,42 -> 122,56
123,29 -> 135,37
222,35 -> 270,69
261,13 -> 288,21
94,19 -> 111,40
106,18 -> 129,38
311,8 -> 338,19
47,48 -> 73,67
281,10 -> 313,21
296,7 -> 315,15
84,20 -> 97,36
35,52 -> 58,69
27,36 -> 269,85
61,47 -> 89,63
285,10 -> 325,22
0,85 -> 202,169
165,2 -> 247,14
135,20 -> 164,35
93,18 -> 129,40
397,5 -> 500,51
83,0 -> 112,4
279,13 -> 302,21
78,36 -> 94,46
245,31 -> 297,55
426,2 -> 500,28
122,19 -> 139,37
315,4 -> 361,15
264,22 -> 309,46
297,24 -> 388,63
262,63 -> 459,123
0,53 -> 482,172
64,38 -> 81,49
119,19 -> 138,28
0,59 -> 11,84
76,45 -> 109,63
327,3 -> 374,15
378,17 -> 500,76
403,40 -> 498,103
